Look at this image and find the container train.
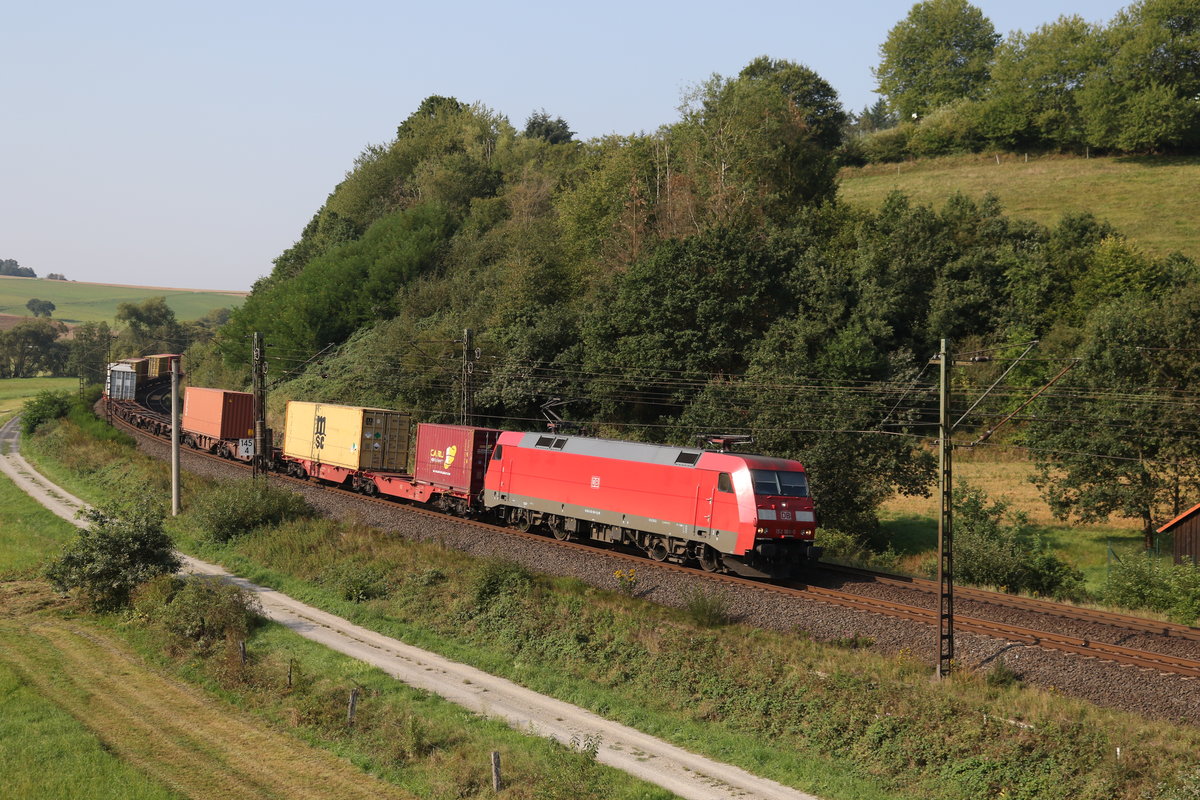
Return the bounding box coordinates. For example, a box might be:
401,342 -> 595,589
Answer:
104,361 -> 820,578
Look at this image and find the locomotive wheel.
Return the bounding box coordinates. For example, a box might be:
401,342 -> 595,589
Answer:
514,511 -> 533,532
698,544 -> 722,572
551,522 -> 572,541
647,540 -> 668,561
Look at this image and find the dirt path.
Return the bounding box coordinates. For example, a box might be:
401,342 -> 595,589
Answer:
0,415 -> 823,800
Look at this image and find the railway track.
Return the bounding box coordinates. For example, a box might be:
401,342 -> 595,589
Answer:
818,562 -> 1200,643
111,409 -> 1200,681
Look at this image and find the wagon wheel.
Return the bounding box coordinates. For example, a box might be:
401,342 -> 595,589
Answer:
697,544 -> 723,573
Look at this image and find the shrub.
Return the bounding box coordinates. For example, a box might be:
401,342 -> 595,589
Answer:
67,397 -> 133,445
906,99 -> 986,157
859,123 -> 914,163
410,567 -> 446,587
320,562 -> 392,603
1102,555 -> 1200,625
984,660 -> 1021,688
134,574 -> 261,653
681,587 -> 731,627
21,390 -> 73,435
818,527 -> 901,572
189,479 -> 312,543
45,504 -> 180,611
953,483 -> 1084,600
471,559 -> 532,610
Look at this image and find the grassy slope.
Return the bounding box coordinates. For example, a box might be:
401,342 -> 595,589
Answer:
0,609 -> 414,800
838,153 -> 1200,263
0,275 -> 245,324
0,432 -> 184,799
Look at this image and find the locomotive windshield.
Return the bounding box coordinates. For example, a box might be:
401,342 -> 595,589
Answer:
751,469 -> 809,497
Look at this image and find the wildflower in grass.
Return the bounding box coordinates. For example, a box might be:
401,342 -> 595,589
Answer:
614,568 -> 638,595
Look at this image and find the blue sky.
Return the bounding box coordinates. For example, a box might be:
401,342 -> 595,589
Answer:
2,0 -> 1131,292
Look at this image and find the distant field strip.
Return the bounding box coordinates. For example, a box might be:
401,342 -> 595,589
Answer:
0,619 -> 411,800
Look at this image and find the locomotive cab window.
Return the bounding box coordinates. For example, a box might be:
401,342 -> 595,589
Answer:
751,469 -> 809,497
491,444 -> 503,461
717,473 -> 734,493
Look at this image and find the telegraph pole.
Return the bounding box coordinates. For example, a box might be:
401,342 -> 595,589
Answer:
252,332 -> 268,479
461,328 -> 475,426
936,338 -> 954,680
170,358 -> 181,516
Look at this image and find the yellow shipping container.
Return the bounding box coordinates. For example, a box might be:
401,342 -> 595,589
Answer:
283,401 -> 411,473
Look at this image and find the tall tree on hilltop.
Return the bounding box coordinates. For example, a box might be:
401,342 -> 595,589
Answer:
676,57 -> 844,225
1078,0 -> 1200,152
524,109 -> 574,144
875,0 -> 1000,119
981,16 -> 1104,150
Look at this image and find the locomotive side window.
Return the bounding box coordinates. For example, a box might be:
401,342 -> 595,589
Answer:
751,469 -> 809,497
492,444 -> 503,461
717,473 -> 733,493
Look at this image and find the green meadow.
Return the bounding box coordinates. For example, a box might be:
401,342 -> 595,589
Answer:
0,276 -> 244,325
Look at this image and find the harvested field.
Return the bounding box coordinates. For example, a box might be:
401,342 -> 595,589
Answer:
0,602 -> 411,800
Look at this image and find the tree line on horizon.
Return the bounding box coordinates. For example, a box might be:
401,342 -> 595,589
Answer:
843,0 -> 1199,161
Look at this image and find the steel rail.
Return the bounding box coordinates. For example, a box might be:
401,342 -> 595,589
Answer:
819,562 -> 1200,643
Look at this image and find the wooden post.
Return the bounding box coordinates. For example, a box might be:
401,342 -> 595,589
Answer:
287,659 -> 293,689
347,687 -> 359,725
491,751 -> 501,792
239,640 -> 246,665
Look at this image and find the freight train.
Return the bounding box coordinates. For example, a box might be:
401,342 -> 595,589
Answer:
105,364 -> 820,578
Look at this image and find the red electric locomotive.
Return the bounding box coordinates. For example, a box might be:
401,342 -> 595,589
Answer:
482,431 -> 819,578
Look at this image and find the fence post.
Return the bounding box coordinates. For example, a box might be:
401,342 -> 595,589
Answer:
491,751 -> 501,792
347,687 -> 360,725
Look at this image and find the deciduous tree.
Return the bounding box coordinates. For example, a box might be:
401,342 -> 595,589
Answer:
875,0 -> 1001,119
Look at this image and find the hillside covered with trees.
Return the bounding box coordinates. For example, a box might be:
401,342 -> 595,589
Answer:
203,0 -> 1200,547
